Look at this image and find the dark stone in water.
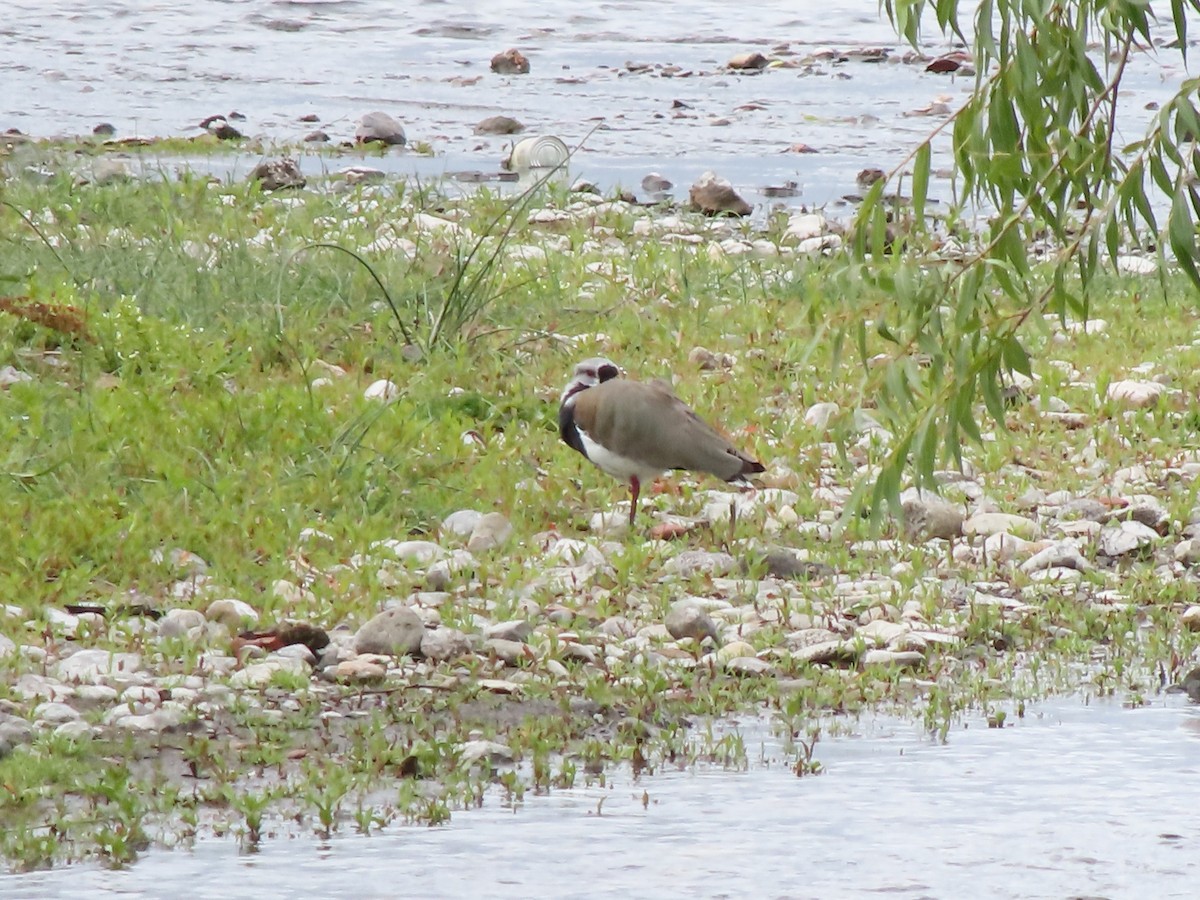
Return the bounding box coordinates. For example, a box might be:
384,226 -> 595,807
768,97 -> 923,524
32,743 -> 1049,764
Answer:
474,115 -> 524,135
490,48 -> 529,75
199,115 -> 243,140
356,111 -> 406,146
93,122 -> 115,137
1170,667 -> 1200,702
762,180 -> 799,198
250,158 -> 306,192
690,173 -> 752,217
641,173 -> 673,193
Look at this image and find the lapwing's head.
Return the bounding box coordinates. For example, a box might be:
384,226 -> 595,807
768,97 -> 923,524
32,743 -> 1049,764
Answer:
560,357 -> 621,404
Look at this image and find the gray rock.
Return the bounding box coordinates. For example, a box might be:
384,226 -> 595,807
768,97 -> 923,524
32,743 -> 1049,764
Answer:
373,539 -> 444,563
274,643 -> 318,666
33,701 -> 81,725
665,601 -> 718,644
728,51 -> 770,70
804,401 -> 840,432
856,620 -> 910,647
75,684 -> 119,703
1098,520 -> 1158,558
474,115 -> 524,135
114,709 -> 184,732
0,365 -> 33,387
54,720 -> 94,741
250,157 -> 306,191
716,641 -> 756,663
641,172 -> 672,193
483,638 -> 529,666
1055,497 -> 1109,521
0,718 -> 34,758
466,512 -> 513,553
1107,379 -> 1164,408
205,598 -> 259,629
441,509 -> 484,538
901,490 -> 964,541
1106,496 -> 1169,532
559,643 -> 600,665
334,658 -> 388,682
963,512 -> 1040,540
54,649 -> 142,684
460,739 -> 515,765
483,620 -> 533,643
356,111 -> 406,146
752,550 -> 835,580
862,649 -> 925,669
723,656 -> 775,676
424,549 -> 477,589
118,685 -> 161,706
793,639 -> 861,665
544,539 -> 607,568
662,550 -> 736,578
1019,541 -> 1092,573
13,673 -> 74,702
354,606 -> 426,657
1176,540 -> 1200,567
0,633 -> 13,658
786,628 -> 842,650
228,657 -> 310,689
157,608 -> 207,639
689,171 -> 751,217
490,48 -> 530,74
89,158 -> 131,185
420,627 -> 473,662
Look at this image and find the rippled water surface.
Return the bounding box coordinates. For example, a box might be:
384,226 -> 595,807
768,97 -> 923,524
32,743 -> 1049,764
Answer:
4,6 -> 1200,896
6,695 -> 1200,898
3,1 -> 1195,203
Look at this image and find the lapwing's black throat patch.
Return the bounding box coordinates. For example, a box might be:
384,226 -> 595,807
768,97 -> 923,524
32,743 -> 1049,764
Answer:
559,402 -> 586,456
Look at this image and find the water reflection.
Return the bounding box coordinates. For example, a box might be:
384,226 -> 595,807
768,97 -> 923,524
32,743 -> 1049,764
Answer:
5,695 -> 1200,898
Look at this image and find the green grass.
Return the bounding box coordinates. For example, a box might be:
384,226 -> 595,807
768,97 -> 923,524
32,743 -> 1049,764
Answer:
3,157 -> 1200,870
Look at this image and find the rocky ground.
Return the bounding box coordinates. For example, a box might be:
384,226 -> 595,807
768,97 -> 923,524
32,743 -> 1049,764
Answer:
0,148 -> 1198,869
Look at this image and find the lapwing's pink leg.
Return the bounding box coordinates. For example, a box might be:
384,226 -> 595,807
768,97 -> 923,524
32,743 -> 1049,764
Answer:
628,475 -> 641,526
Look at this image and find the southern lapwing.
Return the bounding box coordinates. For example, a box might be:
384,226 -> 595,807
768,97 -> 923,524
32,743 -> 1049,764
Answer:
558,357 -> 765,526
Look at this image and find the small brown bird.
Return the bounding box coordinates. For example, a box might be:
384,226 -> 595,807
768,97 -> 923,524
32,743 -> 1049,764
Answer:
558,357 -> 765,525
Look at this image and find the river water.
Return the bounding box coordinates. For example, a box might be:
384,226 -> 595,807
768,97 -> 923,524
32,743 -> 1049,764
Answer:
2,0 -> 1194,206
5,695 -> 1200,898
4,4 -> 1200,895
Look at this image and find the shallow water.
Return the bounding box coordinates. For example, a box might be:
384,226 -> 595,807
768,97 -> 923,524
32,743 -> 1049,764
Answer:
3,1 -> 1195,205
5,7 -> 1200,896
7,694 -> 1200,899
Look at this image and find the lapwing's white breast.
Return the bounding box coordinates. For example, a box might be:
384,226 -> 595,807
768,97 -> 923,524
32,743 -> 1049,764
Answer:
578,428 -> 665,484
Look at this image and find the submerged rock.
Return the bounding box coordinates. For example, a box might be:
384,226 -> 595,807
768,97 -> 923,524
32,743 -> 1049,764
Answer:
490,48 -> 530,74
356,111 -> 407,146
689,171 -> 751,217
728,51 -> 770,70
250,157 -> 306,191
474,115 -> 524,135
